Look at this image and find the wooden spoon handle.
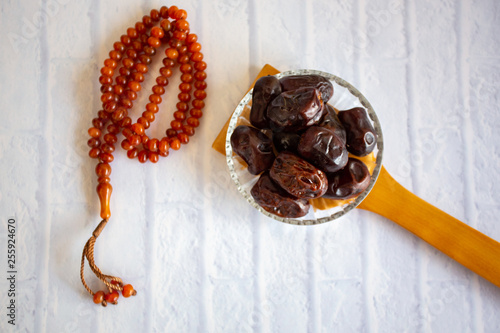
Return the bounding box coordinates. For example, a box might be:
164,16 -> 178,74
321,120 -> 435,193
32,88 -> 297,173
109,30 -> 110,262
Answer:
358,166 -> 500,288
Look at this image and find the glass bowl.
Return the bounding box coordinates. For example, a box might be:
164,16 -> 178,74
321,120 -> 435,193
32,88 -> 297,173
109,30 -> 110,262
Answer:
225,69 -> 384,225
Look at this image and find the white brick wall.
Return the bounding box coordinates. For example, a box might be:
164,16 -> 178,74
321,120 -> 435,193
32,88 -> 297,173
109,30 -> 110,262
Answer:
0,0 -> 499,332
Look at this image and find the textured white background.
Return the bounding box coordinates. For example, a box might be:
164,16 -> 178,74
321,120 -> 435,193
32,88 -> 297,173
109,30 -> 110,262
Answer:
0,0 -> 499,332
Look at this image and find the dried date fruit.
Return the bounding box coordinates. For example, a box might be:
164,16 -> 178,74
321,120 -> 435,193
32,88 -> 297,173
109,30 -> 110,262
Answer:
323,158 -> 371,199
337,107 -> 377,156
250,75 -> 282,129
251,172 -> 310,218
270,151 -> 328,199
272,131 -> 301,153
267,87 -> 324,132
298,126 -> 348,173
230,125 -> 275,175
320,104 -> 346,144
280,74 -> 334,102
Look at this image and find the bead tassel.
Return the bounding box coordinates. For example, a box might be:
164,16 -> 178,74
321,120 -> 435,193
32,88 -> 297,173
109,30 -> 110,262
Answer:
81,5 -> 206,306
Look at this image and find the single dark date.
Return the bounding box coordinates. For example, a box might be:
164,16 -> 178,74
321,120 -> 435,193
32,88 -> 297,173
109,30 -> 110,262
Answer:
298,126 -> 348,173
251,172 -> 310,218
323,158 -> 371,199
270,151 -> 328,199
337,107 -> 377,156
230,125 -> 275,175
249,75 -> 282,129
280,74 -> 334,102
320,104 -> 346,144
267,87 -> 324,132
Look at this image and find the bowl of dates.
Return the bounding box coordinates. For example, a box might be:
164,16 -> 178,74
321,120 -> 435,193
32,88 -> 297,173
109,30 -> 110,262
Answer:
226,69 -> 383,225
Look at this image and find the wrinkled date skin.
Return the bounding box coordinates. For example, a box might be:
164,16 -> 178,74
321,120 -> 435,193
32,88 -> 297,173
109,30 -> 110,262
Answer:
230,125 -> 275,175
320,104 -> 346,144
324,158 -> 371,199
267,87 -> 324,132
338,107 -> 377,156
250,75 -> 282,129
280,74 -> 334,102
251,172 -> 310,218
270,151 -> 328,199
272,131 -> 301,153
298,126 -> 348,173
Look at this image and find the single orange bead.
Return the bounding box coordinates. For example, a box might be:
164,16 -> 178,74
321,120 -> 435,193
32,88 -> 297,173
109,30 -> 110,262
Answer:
104,58 -> 117,69
151,26 -> 165,38
177,102 -> 189,112
187,117 -> 200,127
156,76 -> 168,86
190,108 -> 203,118
168,5 -> 178,18
179,83 -> 192,92
99,152 -> 114,163
183,125 -> 195,136
89,148 -> 101,159
178,93 -> 191,102
150,9 -> 160,21
138,150 -> 148,163
127,27 -> 138,38
88,138 -> 100,148
194,61 -> 207,71
104,290 -> 119,304
174,9 -> 187,20
159,138 -> 169,154
147,138 -> 158,152
104,133 -> 118,144
95,163 -> 111,177
176,20 -> 189,30
195,80 -> 207,90
192,99 -> 205,109
93,291 -> 105,304
178,54 -> 190,64
152,85 -> 165,95
188,42 -> 201,53
170,120 -> 183,130
148,36 -> 161,48
102,143 -> 115,154
142,111 -> 155,122
123,58 -> 135,69
149,94 -> 162,104
160,19 -> 171,31
160,6 -> 169,18
121,139 -> 133,150
122,284 -> 136,298
165,48 -> 179,59
135,63 -> 148,73
173,30 -> 187,41
141,134 -> 149,145
127,148 -> 138,159
160,67 -> 173,78
194,71 -> 207,81
186,33 -> 197,44
170,138 -> 181,150
128,81 -> 141,92
173,111 -> 186,121
194,89 -> 207,100
131,123 -> 145,136
97,182 -> 112,220
191,52 -> 203,62
149,152 -> 159,163
129,135 -> 141,146
181,73 -> 193,83
137,117 -> 150,129
88,127 -> 101,138
178,132 -> 189,144
146,103 -> 159,113
180,64 -> 192,74
109,50 -> 122,61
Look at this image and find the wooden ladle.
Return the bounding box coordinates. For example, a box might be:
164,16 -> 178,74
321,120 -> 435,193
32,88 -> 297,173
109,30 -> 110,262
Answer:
213,64 -> 500,288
